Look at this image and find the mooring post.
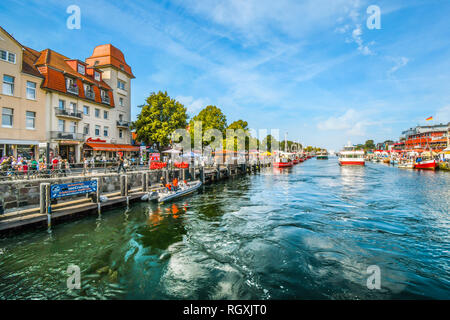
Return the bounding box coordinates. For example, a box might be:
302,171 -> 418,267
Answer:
44,183 -> 51,228
39,183 -> 46,214
93,177 -> 101,214
200,166 -> 205,184
141,172 -> 147,192
120,174 -> 126,197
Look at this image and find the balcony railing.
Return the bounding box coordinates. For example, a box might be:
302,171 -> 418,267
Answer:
101,94 -> 110,105
116,120 -> 131,128
50,131 -> 85,141
66,85 -> 79,95
85,90 -> 95,100
54,107 -> 83,120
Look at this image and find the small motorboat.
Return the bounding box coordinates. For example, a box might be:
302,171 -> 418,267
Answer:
156,180 -> 202,203
414,159 -> 437,170
398,161 -> 414,169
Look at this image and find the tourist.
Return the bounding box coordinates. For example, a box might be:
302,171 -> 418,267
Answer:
30,158 -> 38,172
172,177 -> 179,191
117,155 -> 126,173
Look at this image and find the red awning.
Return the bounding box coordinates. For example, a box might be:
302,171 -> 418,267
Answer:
85,142 -> 140,152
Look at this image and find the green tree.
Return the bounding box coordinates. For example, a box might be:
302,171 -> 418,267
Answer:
364,139 -> 375,150
189,105 -> 227,147
261,134 -> 278,152
227,120 -> 248,131
132,91 -> 188,152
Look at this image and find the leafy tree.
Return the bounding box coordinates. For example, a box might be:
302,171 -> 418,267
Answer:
189,105 -> 227,147
261,134 -> 278,152
227,120 -> 248,131
132,91 -> 188,152
364,139 -> 375,150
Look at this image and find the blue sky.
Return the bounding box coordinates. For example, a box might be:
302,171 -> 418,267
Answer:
1,0 -> 449,151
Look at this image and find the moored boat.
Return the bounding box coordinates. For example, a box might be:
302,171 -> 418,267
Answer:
338,144 -> 365,166
316,150 -> 328,160
414,159 -> 437,170
156,180 -> 202,203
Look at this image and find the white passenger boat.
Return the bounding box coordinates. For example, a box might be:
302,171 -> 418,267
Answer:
155,180 -> 202,203
338,143 -> 365,166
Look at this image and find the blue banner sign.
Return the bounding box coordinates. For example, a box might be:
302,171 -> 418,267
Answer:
50,180 -> 97,199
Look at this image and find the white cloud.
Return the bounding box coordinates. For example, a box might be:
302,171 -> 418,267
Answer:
388,56 -> 409,75
317,109 -> 376,136
176,96 -> 210,115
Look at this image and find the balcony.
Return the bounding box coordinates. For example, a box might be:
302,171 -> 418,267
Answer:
66,85 -> 79,95
101,94 -> 110,105
116,120 -> 131,128
50,131 -> 85,141
85,90 -> 95,100
54,107 -> 83,120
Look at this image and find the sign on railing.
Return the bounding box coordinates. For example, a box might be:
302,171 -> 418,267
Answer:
50,180 -> 97,199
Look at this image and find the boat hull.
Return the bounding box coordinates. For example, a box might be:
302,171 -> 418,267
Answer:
339,160 -> 365,166
157,181 -> 202,203
273,162 -> 293,168
414,160 -> 436,170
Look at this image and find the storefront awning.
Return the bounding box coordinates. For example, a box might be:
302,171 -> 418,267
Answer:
85,142 -> 140,152
0,139 -> 41,145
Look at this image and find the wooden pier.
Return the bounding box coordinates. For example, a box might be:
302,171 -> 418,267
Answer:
0,162 -> 271,236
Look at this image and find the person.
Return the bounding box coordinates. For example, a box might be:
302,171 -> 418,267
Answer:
30,158 -> 38,172
117,154 -> 126,173
160,176 -> 166,186
83,157 -> 88,175
172,177 -> 179,191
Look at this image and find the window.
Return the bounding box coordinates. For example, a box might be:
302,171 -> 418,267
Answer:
119,114 -> 123,121
94,71 -> 100,81
119,97 -> 124,107
0,49 -> 16,64
58,119 -> 65,132
26,81 -> 36,100
117,80 -> 125,90
83,105 -> 89,115
69,102 -> 77,113
83,124 -> 90,135
119,129 -> 123,139
2,107 -> 13,127
103,110 -> 108,119
58,100 -> 65,110
103,126 -> 109,137
78,63 -> 85,75
95,125 -> 100,136
26,111 -> 36,129
2,75 -> 14,96
95,108 -> 100,118
69,121 -> 77,133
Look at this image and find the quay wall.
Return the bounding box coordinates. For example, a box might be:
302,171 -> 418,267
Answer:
0,170 -> 172,211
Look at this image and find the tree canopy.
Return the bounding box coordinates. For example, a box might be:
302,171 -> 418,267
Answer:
132,91 -> 188,151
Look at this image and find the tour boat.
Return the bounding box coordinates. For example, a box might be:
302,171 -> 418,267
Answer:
398,160 -> 414,169
414,159 -> 437,170
338,144 -> 365,166
145,180 -> 203,203
316,150 -> 328,160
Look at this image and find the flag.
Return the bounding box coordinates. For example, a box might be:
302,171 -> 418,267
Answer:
426,116 -> 433,121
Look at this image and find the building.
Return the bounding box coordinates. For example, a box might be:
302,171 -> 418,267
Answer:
400,123 -> 449,151
0,26 -> 46,159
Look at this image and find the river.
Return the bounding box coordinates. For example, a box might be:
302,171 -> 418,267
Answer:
0,157 -> 449,299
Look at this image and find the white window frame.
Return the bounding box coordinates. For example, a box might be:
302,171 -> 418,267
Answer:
103,126 -> 109,137
83,105 -> 89,115
2,75 -> 14,96
58,119 -> 65,132
26,111 -> 36,129
0,49 -> 16,64
94,71 -> 100,81
78,63 -> 86,75
103,110 -> 108,119
83,124 -> 90,135
95,108 -> 100,118
1,107 -> 13,128
95,125 -> 101,136
26,81 -> 36,100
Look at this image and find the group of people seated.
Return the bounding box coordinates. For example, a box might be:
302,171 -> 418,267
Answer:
160,177 -> 187,192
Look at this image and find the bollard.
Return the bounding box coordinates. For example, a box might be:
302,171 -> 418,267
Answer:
44,183 -> 51,228
94,178 -> 100,214
141,172 -> 147,192
120,175 -> 127,197
40,183 -> 46,214
200,167 -> 205,184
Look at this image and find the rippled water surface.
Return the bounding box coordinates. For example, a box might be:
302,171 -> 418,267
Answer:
0,158 -> 449,299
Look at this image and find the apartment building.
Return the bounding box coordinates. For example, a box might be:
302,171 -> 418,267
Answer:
0,26 -> 46,159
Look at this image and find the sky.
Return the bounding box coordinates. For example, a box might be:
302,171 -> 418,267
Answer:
1,0 -> 449,151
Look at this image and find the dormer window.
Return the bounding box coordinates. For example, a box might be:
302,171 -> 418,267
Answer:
94,71 -> 100,81
78,63 -> 85,75
66,77 -> 78,95
84,83 -> 95,100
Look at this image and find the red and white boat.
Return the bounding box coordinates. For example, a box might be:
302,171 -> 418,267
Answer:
338,144 -> 365,166
414,159 -> 436,170
273,152 -> 293,168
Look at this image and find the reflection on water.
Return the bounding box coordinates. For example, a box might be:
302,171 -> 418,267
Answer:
0,158 -> 449,299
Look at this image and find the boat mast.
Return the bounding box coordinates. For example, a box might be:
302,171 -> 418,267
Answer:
285,132 -> 287,153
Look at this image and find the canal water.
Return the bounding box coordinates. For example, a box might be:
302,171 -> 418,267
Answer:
0,158 -> 449,299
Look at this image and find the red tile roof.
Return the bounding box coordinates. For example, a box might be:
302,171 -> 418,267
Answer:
34,48 -> 115,107
85,44 -> 135,78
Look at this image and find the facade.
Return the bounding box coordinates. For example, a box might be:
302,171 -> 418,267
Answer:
0,27 -> 46,159
400,123 -> 449,151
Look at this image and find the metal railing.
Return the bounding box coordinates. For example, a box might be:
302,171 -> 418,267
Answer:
66,85 -> 79,95
116,120 -> 130,128
101,94 -> 110,105
54,107 -> 83,119
85,90 -> 95,100
50,131 -> 85,141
